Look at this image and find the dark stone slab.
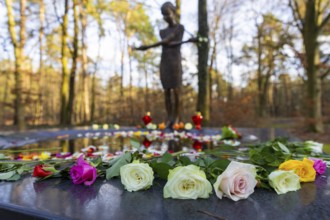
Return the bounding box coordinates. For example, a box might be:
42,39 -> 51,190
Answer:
0,127 -> 316,220
0,173 -> 329,220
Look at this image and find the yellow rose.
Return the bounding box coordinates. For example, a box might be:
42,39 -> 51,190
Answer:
279,158 -> 316,182
39,152 -> 51,160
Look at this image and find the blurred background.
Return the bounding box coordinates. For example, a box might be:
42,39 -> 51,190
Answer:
0,0 -> 329,141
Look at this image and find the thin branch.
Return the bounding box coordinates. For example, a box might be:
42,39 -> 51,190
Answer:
320,13 -> 330,30
292,0 -> 304,24
288,0 -> 304,33
321,68 -> 330,80
320,54 -> 330,79
52,0 -> 62,25
322,54 -> 330,64
197,210 -> 227,220
319,0 -> 330,18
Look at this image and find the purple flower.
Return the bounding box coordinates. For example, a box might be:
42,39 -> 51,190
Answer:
310,158 -> 327,175
70,155 -> 97,186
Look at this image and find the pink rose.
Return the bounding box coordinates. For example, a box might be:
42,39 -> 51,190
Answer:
70,155 -> 97,186
213,161 -> 257,201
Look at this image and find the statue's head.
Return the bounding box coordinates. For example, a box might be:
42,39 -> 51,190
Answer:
161,2 -> 177,25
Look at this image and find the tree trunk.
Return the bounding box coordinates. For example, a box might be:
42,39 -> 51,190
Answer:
144,62 -> 149,113
303,0 -> 324,132
80,2 -> 90,124
36,0 -> 45,125
2,65 -> 10,123
91,71 -> 96,123
175,0 -> 181,23
256,25 -> 267,117
128,47 -> 134,124
289,0 -> 328,132
196,0 -> 210,125
209,17 -> 219,106
60,0 -> 70,125
5,0 -> 26,130
119,35 -> 126,119
68,0 -> 79,125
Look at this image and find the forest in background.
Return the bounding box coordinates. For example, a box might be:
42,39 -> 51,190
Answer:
0,0 -> 329,132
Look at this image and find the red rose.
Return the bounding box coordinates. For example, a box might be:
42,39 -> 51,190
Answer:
193,140 -> 203,151
192,112 -> 203,130
33,165 -> 53,178
143,137 -> 152,148
142,112 -> 152,125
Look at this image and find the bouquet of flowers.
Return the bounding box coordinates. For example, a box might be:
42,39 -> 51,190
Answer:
0,137 -> 329,202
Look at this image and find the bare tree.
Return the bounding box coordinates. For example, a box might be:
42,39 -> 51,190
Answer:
289,0 -> 330,132
197,0 -> 210,125
5,0 -> 27,130
68,0 -> 80,125
60,0 -> 70,125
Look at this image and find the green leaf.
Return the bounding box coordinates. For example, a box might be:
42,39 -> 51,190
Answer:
194,158 -> 206,167
209,159 -> 230,171
106,153 -> 132,180
179,156 -> 192,166
91,157 -> 103,167
17,165 -> 33,174
0,171 -> 16,180
277,142 -> 290,154
7,174 -> 21,181
268,159 -> 282,167
161,152 -> 173,163
257,181 -> 272,190
204,157 -> 215,167
108,154 -> 122,166
151,162 -> 172,179
221,126 -> 238,140
0,164 -> 15,172
263,153 -> 275,163
130,138 -> 141,149
42,166 -> 58,173
0,154 -> 7,160
167,160 -> 176,166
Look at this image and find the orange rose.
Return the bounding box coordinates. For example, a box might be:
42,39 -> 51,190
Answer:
172,123 -> 180,130
179,122 -> 185,129
158,122 -> 166,130
279,158 -> 316,182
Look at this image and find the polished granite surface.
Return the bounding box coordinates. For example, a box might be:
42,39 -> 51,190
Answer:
0,128 -> 325,220
0,173 -> 329,220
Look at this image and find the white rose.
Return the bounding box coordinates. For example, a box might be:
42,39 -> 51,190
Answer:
92,124 -> 99,129
146,123 -> 157,130
213,161 -> 257,201
304,141 -> 323,154
164,165 -> 212,199
268,170 -> 301,194
184,123 -> 193,130
120,161 -> 154,192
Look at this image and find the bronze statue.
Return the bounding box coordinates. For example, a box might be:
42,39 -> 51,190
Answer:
134,1 -> 196,128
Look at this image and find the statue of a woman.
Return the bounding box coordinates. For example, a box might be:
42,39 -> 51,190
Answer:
134,2 -> 196,128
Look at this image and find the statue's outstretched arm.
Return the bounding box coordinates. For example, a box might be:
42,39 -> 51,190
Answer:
167,37 -> 198,47
133,40 -> 166,51
134,26 -> 184,51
